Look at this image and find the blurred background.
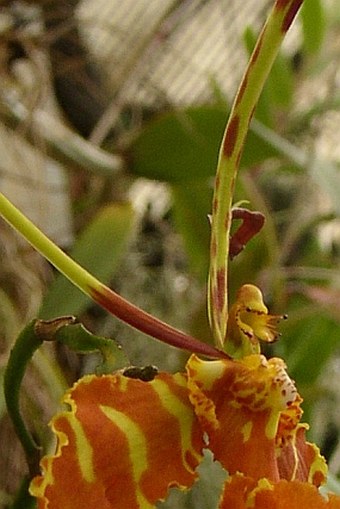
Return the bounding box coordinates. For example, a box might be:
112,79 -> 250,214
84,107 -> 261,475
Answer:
0,0 -> 340,506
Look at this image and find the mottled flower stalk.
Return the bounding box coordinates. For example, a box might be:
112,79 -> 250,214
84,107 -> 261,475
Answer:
209,0 -> 303,348
0,192 -> 226,359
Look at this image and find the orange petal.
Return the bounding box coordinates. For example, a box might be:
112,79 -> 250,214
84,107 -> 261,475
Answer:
30,372 -> 204,508
219,474 -> 340,509
218,474 -> 258,509
277,423 -> 327,486
187,354 -> 298,482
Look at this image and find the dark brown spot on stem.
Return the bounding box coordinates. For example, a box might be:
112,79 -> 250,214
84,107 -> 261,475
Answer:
223,115 -> 240,158
276,0 -> 291,10
216,268 -> 226,312
235,74 -> 248,108
213,197 -> 218,214
281,0 -> 303,33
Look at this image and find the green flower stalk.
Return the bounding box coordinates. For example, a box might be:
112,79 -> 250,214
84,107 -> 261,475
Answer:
0,192 -> 225,359
208,0 -> 303,348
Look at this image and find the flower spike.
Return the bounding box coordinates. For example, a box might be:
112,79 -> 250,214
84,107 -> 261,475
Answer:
208,0 -> 303,348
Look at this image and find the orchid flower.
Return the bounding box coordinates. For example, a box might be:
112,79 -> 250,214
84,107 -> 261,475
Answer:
29,294 -> 336,507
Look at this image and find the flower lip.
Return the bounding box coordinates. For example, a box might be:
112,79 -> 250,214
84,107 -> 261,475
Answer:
226,284 -> 287,356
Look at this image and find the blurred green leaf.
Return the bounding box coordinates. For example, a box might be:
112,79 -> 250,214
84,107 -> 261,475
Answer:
250,121 -> 340,215
284,312 -> 339,388
322,472 -> 340,496
40,203 -> 135,318
309,159 -> 340,216
129,106 -> 280,182
301,0 -> 326,55
172,182 -> 212,279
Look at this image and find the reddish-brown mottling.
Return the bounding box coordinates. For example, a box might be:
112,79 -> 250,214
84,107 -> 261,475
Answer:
235,73 -> 248,108
249,30 -> 265,68
216,268 -> 226,312
276,0 -> 292,9
213,197 -> 218,214
313,470 -> 326,488
281,0 -> 303,32
190,366 -> 281,482
188,354 -> 327,490
277,426 -> 326,486
223,115 -> 240,157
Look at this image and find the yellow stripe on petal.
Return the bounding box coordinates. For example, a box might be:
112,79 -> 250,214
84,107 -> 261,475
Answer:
152,375 -> 202,473
241,421 -> 253,443
265,409 -> 282,441
277,424 -> 327,487
67,412 -> 95,483
100,405 -> 153,509
31,371 -> 203,509
308,443 -> 328,486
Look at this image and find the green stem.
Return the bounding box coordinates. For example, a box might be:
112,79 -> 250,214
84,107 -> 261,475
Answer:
9,476 -> 36,509
0,193 -> 100,294
208,0 -> 303,347
0,193 -> 226,358
4,320 -> 42,478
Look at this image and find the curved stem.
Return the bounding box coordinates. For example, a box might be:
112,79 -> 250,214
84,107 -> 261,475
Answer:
208,0 -> 304,347
0,193 -> 227,359
4,320 -> 42,478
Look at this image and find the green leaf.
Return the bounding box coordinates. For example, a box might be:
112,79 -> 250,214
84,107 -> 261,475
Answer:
301,0 -> 326,55
129,106 -> 280,182
55,322 -> 128,374
40,203 -> 135,318
172,182 -> 212,279
283,312 -> 339,388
